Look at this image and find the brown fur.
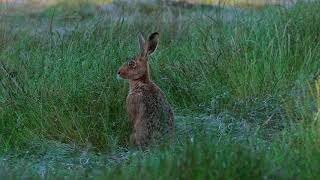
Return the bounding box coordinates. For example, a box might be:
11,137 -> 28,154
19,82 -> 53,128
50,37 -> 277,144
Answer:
117,32 -> 174,147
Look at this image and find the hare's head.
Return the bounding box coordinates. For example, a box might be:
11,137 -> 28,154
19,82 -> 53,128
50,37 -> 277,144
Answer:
117,32 -> 159,80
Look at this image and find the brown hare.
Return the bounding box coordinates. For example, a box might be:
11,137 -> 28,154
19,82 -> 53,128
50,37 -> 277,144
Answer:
117,32 -> 174,147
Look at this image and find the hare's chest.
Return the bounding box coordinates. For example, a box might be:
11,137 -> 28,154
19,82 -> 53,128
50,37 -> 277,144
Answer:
127,90 -> 163,120
127,93 -> 143,122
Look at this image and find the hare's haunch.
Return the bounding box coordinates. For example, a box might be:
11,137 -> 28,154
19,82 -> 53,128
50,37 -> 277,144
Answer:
117,32 -> 174,147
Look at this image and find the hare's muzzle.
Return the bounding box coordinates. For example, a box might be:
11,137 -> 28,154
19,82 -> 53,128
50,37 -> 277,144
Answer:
117,69 -> 124,76
117,68 -> 127,79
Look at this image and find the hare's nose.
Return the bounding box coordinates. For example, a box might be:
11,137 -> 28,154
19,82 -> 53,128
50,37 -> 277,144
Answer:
116,70 -> 122,80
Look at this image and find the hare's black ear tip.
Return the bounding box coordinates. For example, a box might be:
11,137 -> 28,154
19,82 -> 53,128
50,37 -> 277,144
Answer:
149,32 -> 159,39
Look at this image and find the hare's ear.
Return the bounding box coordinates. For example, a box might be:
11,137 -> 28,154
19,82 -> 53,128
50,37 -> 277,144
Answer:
138,33 -> 145,53
146,32 -> 159,56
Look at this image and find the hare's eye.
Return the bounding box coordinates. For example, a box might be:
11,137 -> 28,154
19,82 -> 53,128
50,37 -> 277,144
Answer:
128,61 -> 136,68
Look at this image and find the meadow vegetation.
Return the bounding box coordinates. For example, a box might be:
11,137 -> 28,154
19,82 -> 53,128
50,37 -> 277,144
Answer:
0,0 -> 320,178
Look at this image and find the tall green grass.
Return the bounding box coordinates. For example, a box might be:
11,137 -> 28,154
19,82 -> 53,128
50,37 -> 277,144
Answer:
1,1 -> 320,179
0,0 -> 319,153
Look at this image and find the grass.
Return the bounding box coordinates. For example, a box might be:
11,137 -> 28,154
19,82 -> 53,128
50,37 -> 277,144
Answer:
0,0 -> 320,179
